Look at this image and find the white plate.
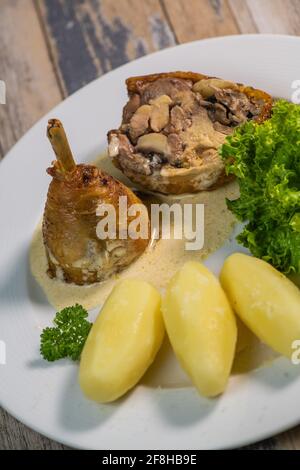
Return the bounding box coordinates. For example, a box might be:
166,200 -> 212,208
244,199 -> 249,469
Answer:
1,34 -> 300,450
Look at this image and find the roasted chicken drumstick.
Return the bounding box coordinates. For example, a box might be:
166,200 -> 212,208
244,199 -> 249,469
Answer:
43,119 -> 149,285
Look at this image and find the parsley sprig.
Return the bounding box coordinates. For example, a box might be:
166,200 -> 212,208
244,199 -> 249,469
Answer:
40,304 -> 92,361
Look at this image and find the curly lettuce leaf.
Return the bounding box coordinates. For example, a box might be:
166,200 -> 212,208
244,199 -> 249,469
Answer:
220,99 -> 300,274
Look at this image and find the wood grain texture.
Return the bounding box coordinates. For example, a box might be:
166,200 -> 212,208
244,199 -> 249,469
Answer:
229,0 -> 300,34
227,0 -> 258,33
0,0 -> 64,450
280,426 -> 300,450
36,0 -> 176,95
0,408 -> 67,450
0,0 -> 61,159
162,0 -> 240,42
1,0 -> 300,451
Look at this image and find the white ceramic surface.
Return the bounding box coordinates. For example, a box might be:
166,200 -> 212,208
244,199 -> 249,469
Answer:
1,35 -> 300,450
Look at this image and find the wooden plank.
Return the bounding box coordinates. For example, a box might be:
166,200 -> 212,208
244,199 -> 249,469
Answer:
0,408 -> 67,450
244,437 -> 278,450
0,0 -> 62,159
281,427 -> 300,450
227,0 -> 258,33
162,0 -> 240,43
0,0 -> 63,449
36,0 -> 176,95
230,0 -> 300,34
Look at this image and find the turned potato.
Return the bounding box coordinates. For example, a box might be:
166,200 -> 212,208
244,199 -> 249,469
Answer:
79,279 -> 164,403
220,253 -> 300,359
162,261 -> 237,397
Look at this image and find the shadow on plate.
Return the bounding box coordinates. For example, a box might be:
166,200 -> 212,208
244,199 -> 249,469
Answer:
0,242 -> 48,307
0,247 -> 26,305
152,386 -> 217,427
57,366 -> 118,433
142,336 -> 191,389
142,340 -> 217,427
252,356 -> 300,390
27,356 -> 72,370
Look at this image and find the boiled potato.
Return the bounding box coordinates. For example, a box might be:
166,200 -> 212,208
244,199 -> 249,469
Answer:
79,279 -> 164,403
162,261 -> 237,397
220,253 -> 300,359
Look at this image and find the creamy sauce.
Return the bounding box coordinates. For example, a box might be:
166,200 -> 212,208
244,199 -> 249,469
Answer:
30,152 -> 276,385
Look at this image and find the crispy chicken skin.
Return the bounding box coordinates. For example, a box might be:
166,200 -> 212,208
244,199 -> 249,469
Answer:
43,119 -> 149,286
108,71 -> 272,194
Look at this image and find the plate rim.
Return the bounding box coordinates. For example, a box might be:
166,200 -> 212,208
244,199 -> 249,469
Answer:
1,33 -> 300,450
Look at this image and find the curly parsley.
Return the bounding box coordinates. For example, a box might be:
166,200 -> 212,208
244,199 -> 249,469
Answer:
40,304 -> 92,361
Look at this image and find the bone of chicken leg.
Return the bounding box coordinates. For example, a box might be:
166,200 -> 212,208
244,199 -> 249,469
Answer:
43,119 -> 149,285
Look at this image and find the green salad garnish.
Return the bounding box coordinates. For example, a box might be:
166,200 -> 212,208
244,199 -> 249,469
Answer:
220,99 -> 300,274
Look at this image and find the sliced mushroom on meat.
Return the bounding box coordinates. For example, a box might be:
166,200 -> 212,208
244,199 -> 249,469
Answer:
129,104 -> 152,142
137,133 -> 170,157
107,72 -> 272,194
192,78 -> 238,98
149,95 -> 172,132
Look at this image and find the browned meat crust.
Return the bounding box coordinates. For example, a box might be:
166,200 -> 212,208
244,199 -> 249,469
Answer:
43,119 -> 149,285
126,71 -> 208,93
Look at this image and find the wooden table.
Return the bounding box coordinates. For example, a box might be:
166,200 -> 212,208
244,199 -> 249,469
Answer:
1,0 -> 300,450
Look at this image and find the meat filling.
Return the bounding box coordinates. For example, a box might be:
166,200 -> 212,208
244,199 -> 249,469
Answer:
108,77 -> 266,177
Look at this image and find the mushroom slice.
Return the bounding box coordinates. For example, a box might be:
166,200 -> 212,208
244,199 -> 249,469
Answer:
108,134 -> 120,157
137,133 -> 170,157
149,95 -> 172,132
193,78 -> 238,98
129,104 -> 152,141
